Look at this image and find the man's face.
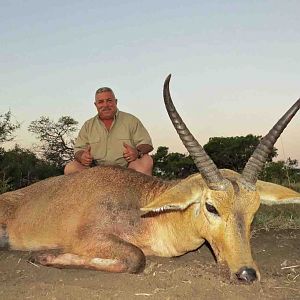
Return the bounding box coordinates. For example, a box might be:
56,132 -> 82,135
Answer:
94,91 -> 117,120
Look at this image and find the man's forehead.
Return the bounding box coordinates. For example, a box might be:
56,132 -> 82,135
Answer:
95,91 -> 115,100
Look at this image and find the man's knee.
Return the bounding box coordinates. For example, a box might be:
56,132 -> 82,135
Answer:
64,160 -> 88,175
142,154 -> 153,169
128,154 -> 153,175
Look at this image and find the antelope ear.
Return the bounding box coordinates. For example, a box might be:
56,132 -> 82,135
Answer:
141,180 -> 204,213
256,180 -> 300,205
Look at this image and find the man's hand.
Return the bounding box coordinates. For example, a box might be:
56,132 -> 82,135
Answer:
123,142 -> 138,163
80,145 -> 93,166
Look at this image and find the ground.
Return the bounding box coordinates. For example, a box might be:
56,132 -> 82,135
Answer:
0,229 -> 299,300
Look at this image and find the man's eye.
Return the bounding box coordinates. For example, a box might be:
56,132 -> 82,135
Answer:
205,203 -> 219,216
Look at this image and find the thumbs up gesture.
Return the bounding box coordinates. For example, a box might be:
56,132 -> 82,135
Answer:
123,142 -> 138,162
80,145 -> 93,166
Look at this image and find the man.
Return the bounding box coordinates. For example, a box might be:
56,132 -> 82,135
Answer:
64,87 -> 153,175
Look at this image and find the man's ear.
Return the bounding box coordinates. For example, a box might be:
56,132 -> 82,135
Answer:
256,179 -> 300,205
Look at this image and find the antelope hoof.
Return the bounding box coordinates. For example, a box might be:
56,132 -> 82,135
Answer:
29,253 -> 57,266
236,267 -> 257,282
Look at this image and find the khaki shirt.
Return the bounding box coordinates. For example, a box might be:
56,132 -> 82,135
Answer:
74,110 -> 153,167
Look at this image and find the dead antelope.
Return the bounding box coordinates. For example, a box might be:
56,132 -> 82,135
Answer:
0,75 -> 299,283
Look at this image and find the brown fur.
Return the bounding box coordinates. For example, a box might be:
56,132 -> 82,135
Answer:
0,165 -> 299,277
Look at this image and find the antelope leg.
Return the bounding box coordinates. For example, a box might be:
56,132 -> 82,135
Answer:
30,236 -> 146,273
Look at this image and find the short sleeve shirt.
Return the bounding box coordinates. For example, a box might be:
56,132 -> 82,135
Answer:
74,110 -> 153,167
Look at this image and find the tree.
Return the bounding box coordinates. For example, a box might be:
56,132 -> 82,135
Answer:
153,146 -> 197,179
153,135 -> 279,180
0,175 -> 11,194
0,111 -> 20,193
203,134 -> 277,172
0,144 -> 61,192
0,111 -> 20,144
28,116 -> 78,169
259,158 -> 300,186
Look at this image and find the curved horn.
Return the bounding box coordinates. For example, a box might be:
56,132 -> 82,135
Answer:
163,74 -> 227,190
242,98 -> 300,187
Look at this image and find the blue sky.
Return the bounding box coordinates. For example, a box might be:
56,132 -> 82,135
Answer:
1,1 -> 299,161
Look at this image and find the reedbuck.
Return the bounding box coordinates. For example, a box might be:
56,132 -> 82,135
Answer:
0,75 -> 299,283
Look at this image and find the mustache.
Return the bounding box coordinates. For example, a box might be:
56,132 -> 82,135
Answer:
100,107 -> 113,112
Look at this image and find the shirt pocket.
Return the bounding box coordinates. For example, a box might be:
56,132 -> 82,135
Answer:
115,135 -> 134,148
89,138 -> 106,159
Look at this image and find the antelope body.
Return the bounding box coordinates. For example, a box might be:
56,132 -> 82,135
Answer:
0,75 -> 300,283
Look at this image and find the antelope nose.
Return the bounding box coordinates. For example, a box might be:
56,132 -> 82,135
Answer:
236,267 -> 257,282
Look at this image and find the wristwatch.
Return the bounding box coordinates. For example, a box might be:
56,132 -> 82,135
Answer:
137,149 -> 144,159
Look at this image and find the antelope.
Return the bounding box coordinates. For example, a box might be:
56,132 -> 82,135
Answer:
0,75 -> 299,283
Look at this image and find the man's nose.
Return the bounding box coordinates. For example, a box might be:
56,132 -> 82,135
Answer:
100,100 -> 109,106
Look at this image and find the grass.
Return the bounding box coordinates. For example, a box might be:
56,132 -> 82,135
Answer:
252,203 -> 300,231
252,179 -> 300,232
290,182 -> 300,193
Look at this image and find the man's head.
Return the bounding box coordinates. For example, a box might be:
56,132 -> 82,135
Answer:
94,87 -> 118,120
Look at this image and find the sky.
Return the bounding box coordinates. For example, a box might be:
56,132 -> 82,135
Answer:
1,0 -> 299,162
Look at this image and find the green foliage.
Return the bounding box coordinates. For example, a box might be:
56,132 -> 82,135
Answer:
0,174 -> 11,194
0,145 -> 61,193
0,111 -> 20,144
259,158 -> 300,186
153,136 -> 294,183
204,134 -> 277,172
28,116 -> 78,169
153,135 -> 279,179
153,146 -> 197,179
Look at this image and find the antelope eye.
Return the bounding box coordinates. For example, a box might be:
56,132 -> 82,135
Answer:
205,203 -> 219,216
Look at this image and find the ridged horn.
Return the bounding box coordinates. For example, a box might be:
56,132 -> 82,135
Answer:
241,98 -> 300,187
163,74 -> 227,190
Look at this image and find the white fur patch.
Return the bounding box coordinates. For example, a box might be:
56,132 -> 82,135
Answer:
194,203 -> 201,217
90,258 -> 118,266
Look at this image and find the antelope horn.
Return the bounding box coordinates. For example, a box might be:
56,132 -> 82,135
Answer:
241,98 -> 300,188
163,74 -> 228,190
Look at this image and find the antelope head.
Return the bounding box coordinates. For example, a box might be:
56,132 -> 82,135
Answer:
144,75 -> 300,282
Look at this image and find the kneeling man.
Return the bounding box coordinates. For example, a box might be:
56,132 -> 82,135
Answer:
64,87 -> 153,175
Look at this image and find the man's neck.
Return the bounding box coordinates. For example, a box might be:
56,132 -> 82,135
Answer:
99,117 -> 114,130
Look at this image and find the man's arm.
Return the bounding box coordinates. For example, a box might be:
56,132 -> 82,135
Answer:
123,143 -> 153,162
136,144 -> 153,158
75,146 -> 93,166
131,117 -> 153,155
74,123 -> 93,166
